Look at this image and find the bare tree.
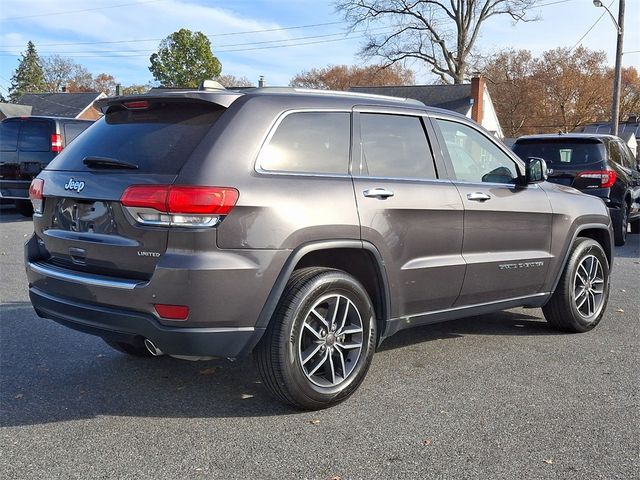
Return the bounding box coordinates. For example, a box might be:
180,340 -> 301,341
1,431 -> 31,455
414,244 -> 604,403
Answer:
337,0 -> 537,84
215,74 -> 255,88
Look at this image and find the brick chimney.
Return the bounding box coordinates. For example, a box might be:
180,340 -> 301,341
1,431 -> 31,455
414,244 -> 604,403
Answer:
470,76 -> 484,124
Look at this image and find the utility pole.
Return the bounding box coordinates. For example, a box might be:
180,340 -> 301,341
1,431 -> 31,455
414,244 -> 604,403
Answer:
611,0 -> 625,137
595,0 -> 625,136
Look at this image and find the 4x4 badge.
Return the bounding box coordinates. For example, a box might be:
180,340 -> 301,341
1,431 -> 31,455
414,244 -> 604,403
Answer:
64,178 -> 85,193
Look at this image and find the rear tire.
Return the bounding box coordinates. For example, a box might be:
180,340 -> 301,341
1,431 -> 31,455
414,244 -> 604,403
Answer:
543,238 -> 610,333
612,204 -> 628,246
630,217 -> 639,234
103,339 -> 154,357
254,267 -> 376,410
14,200 -> 33,217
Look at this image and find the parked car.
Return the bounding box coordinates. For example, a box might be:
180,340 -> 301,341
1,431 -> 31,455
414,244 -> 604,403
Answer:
25,88 -> 614,409
512,133 -> 640,246
0,116 -> 93,216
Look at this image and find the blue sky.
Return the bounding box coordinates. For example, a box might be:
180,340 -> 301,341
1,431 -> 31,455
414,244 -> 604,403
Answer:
0,0 -> 638,95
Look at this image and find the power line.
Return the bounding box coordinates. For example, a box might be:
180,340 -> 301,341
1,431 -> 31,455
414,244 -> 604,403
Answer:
0,0 -> 165,22
0,33 -> 377,58
571,0 -> 614,51
0,21 -> 345,49
533,0 -> 576,7
22,26 -> 394,56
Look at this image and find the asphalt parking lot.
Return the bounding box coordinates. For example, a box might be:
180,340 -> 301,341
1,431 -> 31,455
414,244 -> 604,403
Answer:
1,204 -> 638,480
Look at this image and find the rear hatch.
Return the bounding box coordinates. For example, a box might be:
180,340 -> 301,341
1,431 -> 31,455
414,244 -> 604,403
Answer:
33,97 -> 227,280
513,138 -> 607,188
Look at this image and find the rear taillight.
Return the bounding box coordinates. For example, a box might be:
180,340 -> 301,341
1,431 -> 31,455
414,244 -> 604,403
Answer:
29,178 -> 44,214
577,170 -> 617,188
154,304 -> 189,320
121,185 -> 238,227
51,134 -> 62,153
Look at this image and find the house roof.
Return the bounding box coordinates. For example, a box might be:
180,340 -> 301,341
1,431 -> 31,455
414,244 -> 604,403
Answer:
0,102 -> 32,118
17,92 -> 105,118
349,84 -> 473,114
575,117 -> 640,140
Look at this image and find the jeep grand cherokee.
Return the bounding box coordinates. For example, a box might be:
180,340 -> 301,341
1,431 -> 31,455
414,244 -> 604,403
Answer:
25,87 -> 614,409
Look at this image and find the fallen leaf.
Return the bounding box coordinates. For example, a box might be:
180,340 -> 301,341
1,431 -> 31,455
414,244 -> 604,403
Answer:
240,393 -> 254,399
96,354 -> 105,358
620,289 -> 626,292
329,476 -> 341,480
423,439 -> 433,446
199,367 -> 217,375
14,394 -> 24,399
615,308 -> 624,313
543,459 -> 554,465
308,419 -> 321,425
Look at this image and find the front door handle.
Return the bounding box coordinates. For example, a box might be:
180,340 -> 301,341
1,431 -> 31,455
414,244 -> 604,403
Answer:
467,192 -> 491,202
363,188 -> 395,199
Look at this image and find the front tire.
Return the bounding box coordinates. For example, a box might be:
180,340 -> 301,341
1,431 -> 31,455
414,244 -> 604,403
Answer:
543,238 -> 610,333
254,267 -> 376,410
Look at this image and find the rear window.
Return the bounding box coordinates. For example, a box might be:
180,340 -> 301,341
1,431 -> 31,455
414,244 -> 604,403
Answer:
47,101 -> 223,174
513,140 -> 605,166
63,122 -> 91,144
0,120 -> 20,152
19,120 -> 52,152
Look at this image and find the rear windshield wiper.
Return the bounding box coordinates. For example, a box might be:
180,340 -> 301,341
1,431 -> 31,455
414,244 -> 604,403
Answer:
83,156 -> 139,170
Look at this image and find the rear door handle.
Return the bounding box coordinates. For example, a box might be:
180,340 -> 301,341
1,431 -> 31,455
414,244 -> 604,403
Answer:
363,188 -> 395,199
467,192 -> 491,202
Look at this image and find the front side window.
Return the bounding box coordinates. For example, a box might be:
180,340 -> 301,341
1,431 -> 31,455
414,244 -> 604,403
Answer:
258,112 -> 350,174
359,113 -> 437,179
436,119 -> 519,184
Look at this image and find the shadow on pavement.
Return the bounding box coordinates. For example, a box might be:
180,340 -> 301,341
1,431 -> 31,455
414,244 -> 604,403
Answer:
0,204 -> 31,224
1,301 -> 559,427
379,309 -> 556,352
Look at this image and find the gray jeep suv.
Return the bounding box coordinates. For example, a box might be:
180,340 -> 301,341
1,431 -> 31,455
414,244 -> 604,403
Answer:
25,87 -> 613,409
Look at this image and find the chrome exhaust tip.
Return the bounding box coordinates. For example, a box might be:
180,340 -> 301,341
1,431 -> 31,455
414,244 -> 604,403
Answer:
144,338 -> 164,356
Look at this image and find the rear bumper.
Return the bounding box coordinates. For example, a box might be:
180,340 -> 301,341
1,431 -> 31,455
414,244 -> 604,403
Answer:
30,287 -> 263,357
0,179 -> 30,199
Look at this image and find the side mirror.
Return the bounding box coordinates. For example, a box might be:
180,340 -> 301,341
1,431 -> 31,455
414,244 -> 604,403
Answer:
524,157 -> 548,184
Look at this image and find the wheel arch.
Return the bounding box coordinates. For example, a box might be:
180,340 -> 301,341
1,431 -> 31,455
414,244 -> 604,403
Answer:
254,240 -> 391,344
550,224 -> 613,294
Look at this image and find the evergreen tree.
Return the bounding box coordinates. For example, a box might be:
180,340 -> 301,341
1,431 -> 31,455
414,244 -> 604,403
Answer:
9,41 -> 47,102
149,29 -> 221,88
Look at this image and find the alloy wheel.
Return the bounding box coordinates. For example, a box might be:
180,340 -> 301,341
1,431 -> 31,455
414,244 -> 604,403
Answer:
298,294 -> 364,387
572,254 -> 605,320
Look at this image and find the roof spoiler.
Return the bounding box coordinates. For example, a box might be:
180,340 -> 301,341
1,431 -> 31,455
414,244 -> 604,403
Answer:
94,91 -> 243,113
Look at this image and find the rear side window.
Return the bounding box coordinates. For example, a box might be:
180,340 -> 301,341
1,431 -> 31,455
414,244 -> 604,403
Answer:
47,101 -> 223,174
258,112 -> 351,174
513,140 -> 605,166
19,120 -> 52,152
360,114 -> 437,179
63,122 -> 91,144
0,120 -> 20,152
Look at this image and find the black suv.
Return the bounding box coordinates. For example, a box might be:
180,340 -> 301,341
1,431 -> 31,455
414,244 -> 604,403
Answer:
25,88 -> 614,409
0,116 -> 93,216
513,133 -> 640,246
